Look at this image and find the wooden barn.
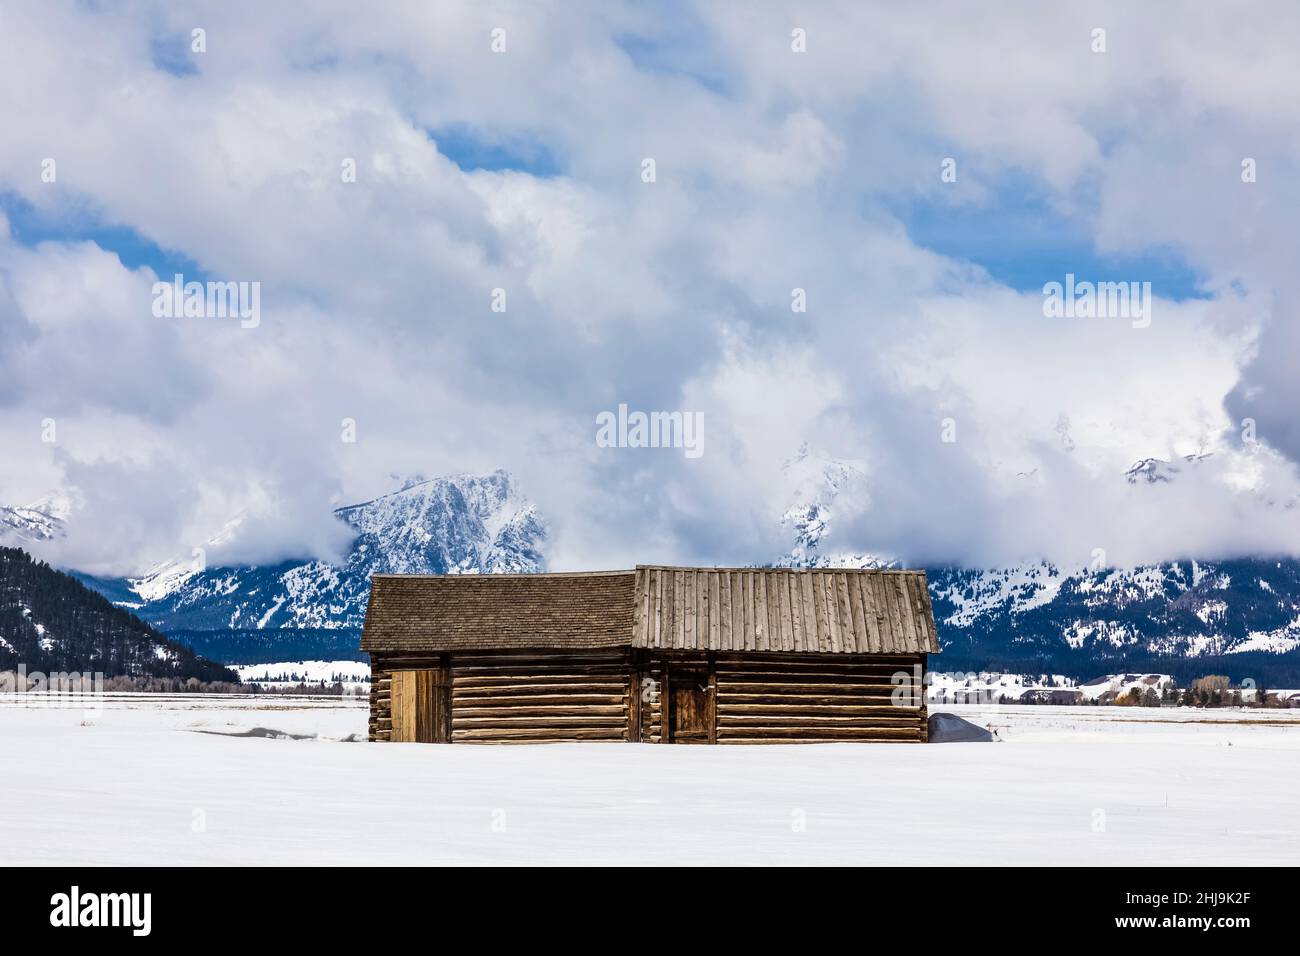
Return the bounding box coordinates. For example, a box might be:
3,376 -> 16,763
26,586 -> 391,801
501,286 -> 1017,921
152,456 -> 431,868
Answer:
362,566 -> 939,744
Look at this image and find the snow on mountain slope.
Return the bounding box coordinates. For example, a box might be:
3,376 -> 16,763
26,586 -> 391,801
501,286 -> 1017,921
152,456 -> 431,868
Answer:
50,449 -> 1300,676
930,563 -> 1069,627
776,445 -> 894,569
130,514 -> 246,603
0,492 -> 70,544
1233,617 -> 1300,655
100,470 -> 547,638
0,545 -> 235,681
926,557 -> 1300,664
1123,451 -> 1216,485
776,450 -> 1300,672
335,470 -> 545,578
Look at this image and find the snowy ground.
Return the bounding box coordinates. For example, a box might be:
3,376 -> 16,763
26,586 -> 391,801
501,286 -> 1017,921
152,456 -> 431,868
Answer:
2,695 -> 1297,866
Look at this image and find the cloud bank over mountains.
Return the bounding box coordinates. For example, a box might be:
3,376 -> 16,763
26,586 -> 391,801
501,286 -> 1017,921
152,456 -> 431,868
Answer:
1,1 -> 1299,575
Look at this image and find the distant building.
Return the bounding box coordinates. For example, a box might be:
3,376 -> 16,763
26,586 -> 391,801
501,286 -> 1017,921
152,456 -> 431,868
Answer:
361,566 -> 940,744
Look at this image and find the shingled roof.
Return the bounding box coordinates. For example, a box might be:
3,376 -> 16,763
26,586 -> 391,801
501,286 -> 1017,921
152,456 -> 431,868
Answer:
360,570 -> 636,653
361,566 -> 939,655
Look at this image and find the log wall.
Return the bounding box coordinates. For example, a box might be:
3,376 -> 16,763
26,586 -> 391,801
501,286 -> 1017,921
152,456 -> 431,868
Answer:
713,652 -> 928,744
449,650 -> 631,743
369,650 -> 928,744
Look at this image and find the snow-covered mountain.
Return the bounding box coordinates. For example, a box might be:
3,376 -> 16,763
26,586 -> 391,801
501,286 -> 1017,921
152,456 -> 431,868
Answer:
76,470 -> 546,661
37,454 -> 1300,680
775,447 -> 1300,681
776,444 -> 893,569
0,545 -> 235,682
0,492 -> 70,544
334,471 -> 544,579
927,559 -> 1300,667
1123,452 -> 1211,485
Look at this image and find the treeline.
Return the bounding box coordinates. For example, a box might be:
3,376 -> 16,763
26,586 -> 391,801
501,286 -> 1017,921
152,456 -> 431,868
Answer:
0,546 -> 237,683
246,681 -> 364,696
1177,674 -> 1290,708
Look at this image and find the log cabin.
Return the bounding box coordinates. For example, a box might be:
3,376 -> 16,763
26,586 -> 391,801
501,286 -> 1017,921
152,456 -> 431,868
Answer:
362,566 -> 939,744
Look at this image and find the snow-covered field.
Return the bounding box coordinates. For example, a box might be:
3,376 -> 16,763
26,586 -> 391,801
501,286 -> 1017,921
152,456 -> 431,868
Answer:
1,695 -> 1297,866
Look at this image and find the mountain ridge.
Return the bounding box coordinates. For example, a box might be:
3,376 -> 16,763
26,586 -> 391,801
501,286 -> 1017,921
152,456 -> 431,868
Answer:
13,461 -> 1300,681
0,545 -> 236,682
72,470 -> 546,661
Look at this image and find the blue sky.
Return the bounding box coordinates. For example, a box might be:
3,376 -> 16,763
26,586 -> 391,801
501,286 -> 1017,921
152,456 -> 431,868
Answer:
896,185 -> 1209,300
1,192 -> 203,279
426,124 -> 564,178
4,145 -> 1209,307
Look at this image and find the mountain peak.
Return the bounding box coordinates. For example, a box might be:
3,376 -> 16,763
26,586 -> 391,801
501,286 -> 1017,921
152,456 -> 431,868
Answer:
335,470 -> 544,577
0,491 -> 72,544
93,470 -> 547,636
1124,453 -> 1213,485
778,448 -> 893,569
391,473 -> 430,492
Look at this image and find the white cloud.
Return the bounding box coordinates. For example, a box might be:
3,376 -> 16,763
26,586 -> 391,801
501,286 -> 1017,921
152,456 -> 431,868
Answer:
1,1 -> 1299,575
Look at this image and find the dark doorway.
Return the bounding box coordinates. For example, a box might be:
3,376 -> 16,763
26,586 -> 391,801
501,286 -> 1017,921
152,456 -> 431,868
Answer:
668,668 -> 711,743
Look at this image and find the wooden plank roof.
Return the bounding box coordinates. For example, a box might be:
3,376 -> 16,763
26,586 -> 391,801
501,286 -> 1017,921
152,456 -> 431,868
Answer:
630,567 -> 939,655
361,566 -> 939,655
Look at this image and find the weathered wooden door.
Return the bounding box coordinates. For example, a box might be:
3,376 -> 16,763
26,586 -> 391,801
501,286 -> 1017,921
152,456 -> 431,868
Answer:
390,668 -> 449,743
668,669 -> 711,743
